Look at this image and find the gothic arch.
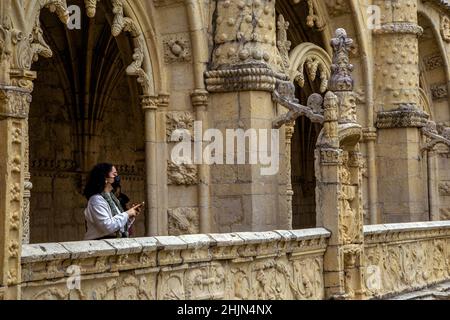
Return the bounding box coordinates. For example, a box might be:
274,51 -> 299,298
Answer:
417,7 -> 450,124
288,43 -> 332,94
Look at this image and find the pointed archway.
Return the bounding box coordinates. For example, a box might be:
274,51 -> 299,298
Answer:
29,1 -> 146,243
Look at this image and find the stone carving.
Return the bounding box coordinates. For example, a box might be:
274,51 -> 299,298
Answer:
168,207 -> 200,235
206,0 -> 289,92
0,88 -> 32,119
431,83 -> 448,100
373,23 -> 423,36
440,208 -> 450,220
109,0 -> 151,94
84,0 -> 100,18
166,111 -> 195,141
277,15 -> 291,72
364,228 -> 450,298
424,53 -> 444,71
318,91 -> 339,148
439,182 -> 450,196
329,29 -> 354,92
163,34 -> 192,63
421,120 -> 450,151
272,79 -> 324,128
295,55 -> 330,94
292,0 -> 325,30
167,161 -> 198,185
185,263 -> 226,299
339,152 -> 358,244
8,241 -> 19,258
441,15 -> 450,42
377,104 -> 429,129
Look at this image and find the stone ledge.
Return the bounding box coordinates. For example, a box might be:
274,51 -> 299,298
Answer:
21,229 -> 331,282
389,281 -> 450,300
21,243 -> 70,264
60,241 -> 116,259
364,221 -> 450,244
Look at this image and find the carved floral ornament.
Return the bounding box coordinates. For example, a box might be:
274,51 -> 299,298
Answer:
421,120 -> 450,152
291,0 -> 326,30
289,43 -> 332,94
441,15 -> 450,42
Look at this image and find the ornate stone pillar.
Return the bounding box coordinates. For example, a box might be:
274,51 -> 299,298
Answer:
362,128 -> 378,224
10,70 -> 36,245
427,148 -> 440,221
205,0 -> 289,232
316,29 -> 365,299
374,0 -> 429,223
284,122 -> 295,229
0,85 -> 32,299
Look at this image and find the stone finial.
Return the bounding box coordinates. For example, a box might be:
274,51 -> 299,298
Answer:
329,28 -> 354,92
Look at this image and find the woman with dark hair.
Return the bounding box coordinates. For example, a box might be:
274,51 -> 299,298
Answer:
83,163 -> 143,240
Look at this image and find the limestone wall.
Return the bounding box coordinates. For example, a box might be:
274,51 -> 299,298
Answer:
364,221 -> 450,298
20,228 -> 330,300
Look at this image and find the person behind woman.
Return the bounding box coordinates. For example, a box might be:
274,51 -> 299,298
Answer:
83,163 -> 142,240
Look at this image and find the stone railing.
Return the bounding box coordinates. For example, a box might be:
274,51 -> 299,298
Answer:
20,229 -> 330,300
363,221 -> 450,298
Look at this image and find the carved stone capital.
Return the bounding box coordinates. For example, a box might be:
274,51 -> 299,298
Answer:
0,85 -> 32,119
362,128 -> 377,142
376,104 -> 429,129
191,90 -> 209,109
141,95 -> 158,111
318,148 -> 343,166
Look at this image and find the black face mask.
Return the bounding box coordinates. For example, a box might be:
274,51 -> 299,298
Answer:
112,175 -> 121,190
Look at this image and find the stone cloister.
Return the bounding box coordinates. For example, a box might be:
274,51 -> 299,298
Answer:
0,0 -> 450,300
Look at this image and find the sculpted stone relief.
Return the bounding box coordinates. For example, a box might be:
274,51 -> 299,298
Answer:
21,231 -> 329,300
431,83 -> 448,100
364,236 -> 450,298
24,272 -> 157,300
339,152 -> 358,244
441,15 -> 450,42
167,207 -> 200,236
163,33 -> 192,64
424,53 -> 445,71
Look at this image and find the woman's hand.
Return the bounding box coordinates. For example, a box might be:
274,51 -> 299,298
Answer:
127,203 -> 143,219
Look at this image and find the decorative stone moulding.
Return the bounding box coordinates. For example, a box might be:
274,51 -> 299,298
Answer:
376,104 -> 429,129
441,15 -> 450,42
373,23 -> 423,36
205,64 -> 288,93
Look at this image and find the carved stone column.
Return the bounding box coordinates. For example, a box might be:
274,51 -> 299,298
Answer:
142,95 -> 158,236
191,90 -> 211,233
374,0 -> 429,223
316,29 -> 365,299
10,70 -> 36,245
284,122 -> 295,229
0,85 -> 31,299
427,148 -> 440,221
205,0 -> 289,232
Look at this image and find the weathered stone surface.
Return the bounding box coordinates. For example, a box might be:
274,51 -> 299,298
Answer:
60,241 -> 116,259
